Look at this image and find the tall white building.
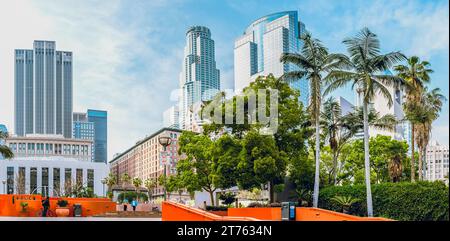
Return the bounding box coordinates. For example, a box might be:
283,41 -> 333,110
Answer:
179,26 -> 220,131
234,11 -> 309,105
426,141 -> 449,185
163,105 -> 180,129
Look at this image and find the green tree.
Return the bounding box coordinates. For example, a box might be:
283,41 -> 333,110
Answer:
144,178 -> 157,201
176,131 -> 239,206
411,88 -> 446,180
394,56 -> 433,182
0,130 -> 13,159
104,173 -> 117,192
340,135 -> 409,184
324,28 -> 405,216
132,177 -> 142,197
280,32 -> 349,207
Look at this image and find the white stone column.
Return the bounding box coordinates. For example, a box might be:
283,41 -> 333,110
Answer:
25,166 -> 30,194
36,167 -> 42,195
48,166 -> 54,197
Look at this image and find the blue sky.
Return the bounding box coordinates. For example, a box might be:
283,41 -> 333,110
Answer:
0,0 -> 448,160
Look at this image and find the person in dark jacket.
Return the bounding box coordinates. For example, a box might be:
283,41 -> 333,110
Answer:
42,197 -> 50,217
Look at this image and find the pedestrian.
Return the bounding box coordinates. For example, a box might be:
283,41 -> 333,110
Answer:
123,198 -> 128,211
41,196 -> 50,217
131,199 -> 138,212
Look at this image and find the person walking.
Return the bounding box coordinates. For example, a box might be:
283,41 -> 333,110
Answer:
131,199 -> 138,212
41,197 -> 50,217
123,198 -> 128,211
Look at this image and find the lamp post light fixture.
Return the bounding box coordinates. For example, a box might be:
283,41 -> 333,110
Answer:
158,133 -> 172,201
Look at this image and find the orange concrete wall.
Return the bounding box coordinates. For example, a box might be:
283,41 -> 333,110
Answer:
296,208 -> 392,221
161,202 -> 391,221
228,208 -> 281,220
0,194 -> 115,217
162,202 -> 259,221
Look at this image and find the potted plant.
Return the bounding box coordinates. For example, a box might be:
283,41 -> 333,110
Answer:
19,202 -> 29,216
56,199 -> 70,217
331,195 -> 360,214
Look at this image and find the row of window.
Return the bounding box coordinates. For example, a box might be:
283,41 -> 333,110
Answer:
6,166 -> 94,196
8,142 -> 90,156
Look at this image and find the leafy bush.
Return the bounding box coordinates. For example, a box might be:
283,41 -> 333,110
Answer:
57,199 -> 69,207
218,192 -> 237,205
206,205 -> 228,211
118,191 -> 148,203
247,202 -> 266,208
319,181 -> 449,221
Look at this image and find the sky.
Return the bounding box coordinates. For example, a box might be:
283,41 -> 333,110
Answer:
0,0 -> 448,161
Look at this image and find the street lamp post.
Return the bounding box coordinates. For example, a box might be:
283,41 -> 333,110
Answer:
158,133 -> 172,201
101,179 -> 106,197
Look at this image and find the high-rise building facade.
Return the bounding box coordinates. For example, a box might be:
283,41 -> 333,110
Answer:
109,128 -> 186,200
425,141 -> 449,185
234,11 -> 309,105
15,40 -> 73,138
87,109 -> 107,163
179,26 -> 220,130
163,105 -> 180,129
73,112 -> 95,162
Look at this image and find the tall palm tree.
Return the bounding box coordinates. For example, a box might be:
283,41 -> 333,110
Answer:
0,131 -> 13,159
411,88 -> 446,180
321,98 -> 397,185
324,28 -> 405,216
280,32 -> 349,207
120,173 -> 131,192
394,56 -> 433,182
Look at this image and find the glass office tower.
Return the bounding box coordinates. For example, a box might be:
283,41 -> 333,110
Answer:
87,109 -> 107,163
179,26 -> 220,130
234,11 -> 309,105
14,40 -> 73,138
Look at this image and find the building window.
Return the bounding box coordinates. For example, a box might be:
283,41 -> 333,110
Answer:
30,167 -> 37,194
6,167 -> 14,194
87,169 -> 94,190
42,168 -> 49,196
64,168 -> 72,195
76,169 -> 83,186
17,167 -> 26,194
53,168 -> 60,197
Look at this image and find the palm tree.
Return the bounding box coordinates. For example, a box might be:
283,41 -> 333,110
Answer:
120,173 -> 131,192
132,177 -> 143,201
321,98 -> 397,185
280,32 -> 349,207
0,131 -> 13,159
144,178 -> 157,201
105,173 -> 117,192
324,28 -> 405,216
410,88 -> 446,180
394,56 -> 433,182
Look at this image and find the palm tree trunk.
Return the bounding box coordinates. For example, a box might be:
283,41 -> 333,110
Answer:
312,117 -> 321,208
418,146 -> 423,181
333,152 -> 338,185
363,102 -> 373,217
411,124 -> 415,182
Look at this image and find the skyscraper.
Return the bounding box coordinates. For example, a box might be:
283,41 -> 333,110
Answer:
15,40 -> 73,138
234,11 -> 309,105
87,109 -> 107,163
179,26 -> 220,130
163,105 -> 180,129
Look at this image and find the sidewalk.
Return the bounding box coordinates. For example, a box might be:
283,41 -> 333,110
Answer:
0,217 -> 161,221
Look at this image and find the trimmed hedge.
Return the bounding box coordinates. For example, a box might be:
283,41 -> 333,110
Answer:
206,205 -> 228,211
118,191 -> 148,203
319,181 -> 449,221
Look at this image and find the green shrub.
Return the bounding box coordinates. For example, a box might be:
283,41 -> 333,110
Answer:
117,191 -> 148,203
57,199 -> 69,207
206,205 -> 228,211
319,181 -> 449,221
218,192 -> 237,206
